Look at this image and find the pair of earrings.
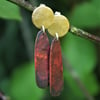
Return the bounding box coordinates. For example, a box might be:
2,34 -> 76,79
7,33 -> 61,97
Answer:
32,4 -> 70,96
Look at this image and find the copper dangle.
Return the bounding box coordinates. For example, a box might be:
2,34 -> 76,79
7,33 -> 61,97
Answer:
48,12 -> 69,96
49,33 -> 64,96
34,27 -> 49,88
32,4 -> 54,89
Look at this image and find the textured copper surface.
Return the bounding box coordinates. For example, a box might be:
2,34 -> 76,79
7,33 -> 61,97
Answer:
49,38 -> 63,96
34,30 -> 49,88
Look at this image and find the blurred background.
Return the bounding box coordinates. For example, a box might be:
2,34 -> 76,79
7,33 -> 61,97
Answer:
0,0 -> 100,100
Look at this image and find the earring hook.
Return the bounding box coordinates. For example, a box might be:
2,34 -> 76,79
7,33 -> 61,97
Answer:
55,33 -> 59,40
42,25 -> 45,33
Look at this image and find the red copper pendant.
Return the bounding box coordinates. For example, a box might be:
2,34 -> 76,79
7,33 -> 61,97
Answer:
34,30 -> 49,88
49,38 -> 63,96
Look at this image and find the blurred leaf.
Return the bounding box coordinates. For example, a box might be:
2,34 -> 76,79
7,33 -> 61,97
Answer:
70,2 -> 100,28
0,62 -> 4,79
0,0 -> 21,20
61,33 -> 97,75
0,78 -> 10,94
64,69 -> 99,97
61,33 -> 98,96
10,63 -> 45,100
63,69 -> 84,98
92,0 -> 100,9
82,74 -> 99,95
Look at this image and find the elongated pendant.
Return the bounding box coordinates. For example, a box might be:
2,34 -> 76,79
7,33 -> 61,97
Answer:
34,30 -> 49,88
49,38 -> 63,96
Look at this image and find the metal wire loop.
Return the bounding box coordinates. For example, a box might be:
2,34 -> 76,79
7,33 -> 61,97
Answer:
42,25 -> 45,32
55,33 -> 59,40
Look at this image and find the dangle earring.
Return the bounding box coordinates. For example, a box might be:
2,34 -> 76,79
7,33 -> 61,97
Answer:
34,26 -> 49,88
48,12 -> 70,96
32,4 -> 54,88
32,4 -> 70,96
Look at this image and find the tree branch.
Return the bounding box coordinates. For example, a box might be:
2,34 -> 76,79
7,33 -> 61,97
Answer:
8,0 -> 100,44
70,26 -> 100,43
8,0 -> 35,11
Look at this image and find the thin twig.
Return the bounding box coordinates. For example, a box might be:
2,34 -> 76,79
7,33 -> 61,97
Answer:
62,55 -> 94,100
8,0 -> 34,11
8,0 -> 100,44
70,26 -> 100,43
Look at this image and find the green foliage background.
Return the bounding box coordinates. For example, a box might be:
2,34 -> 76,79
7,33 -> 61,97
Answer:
0,0 -> 100,100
